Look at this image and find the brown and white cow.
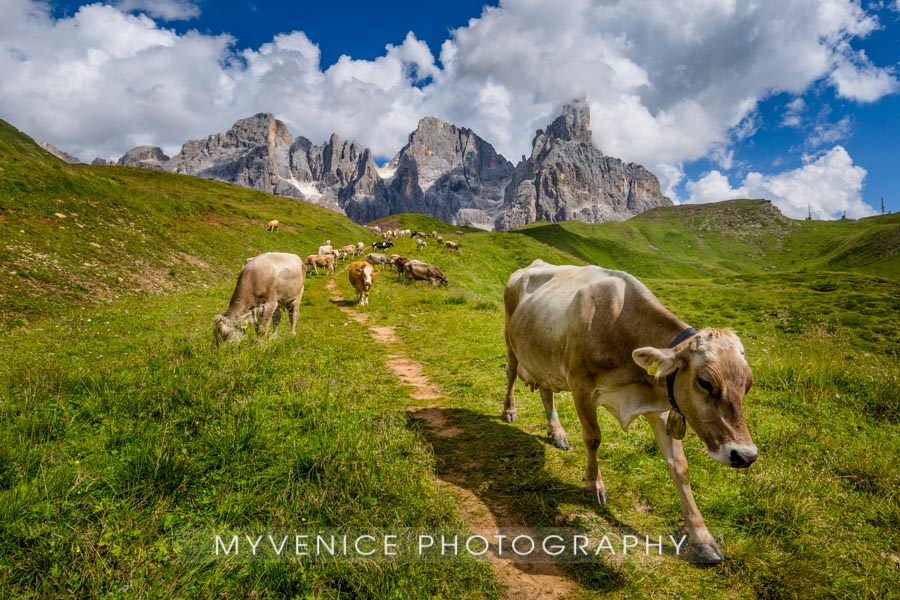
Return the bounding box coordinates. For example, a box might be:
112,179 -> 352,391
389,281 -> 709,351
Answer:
339,244 -> 357,259
305,254 -> 335,275
213,252 -> 305,344
502,260 -> 757,564
265,219 -> 280,232
404,261 -> 448,286
348,260 -> 377,306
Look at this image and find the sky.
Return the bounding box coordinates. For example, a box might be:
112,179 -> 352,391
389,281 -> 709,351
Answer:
2,0 -> 899,220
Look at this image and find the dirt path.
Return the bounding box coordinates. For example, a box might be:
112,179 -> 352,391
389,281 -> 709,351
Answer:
325,278 -> 575,599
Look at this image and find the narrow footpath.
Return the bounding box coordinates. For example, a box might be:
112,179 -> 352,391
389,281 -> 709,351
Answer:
325,277 -> 575,599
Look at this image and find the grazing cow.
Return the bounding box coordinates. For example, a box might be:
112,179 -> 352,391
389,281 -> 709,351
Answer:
393,256 -> 423,276
416,238 -> 426,251
317,241 -> 333,256
445,241 -> 460,252
502,260 -> 757,564
455,230 -> 465,235
305,253 -> 335,275
365,253 -> 393,270
265,219 -> 280,232
356,241 -> 365,255
339,244 -> 357,259
404,261 -> 448,286
373,241 -> 394,252
436,235 -> 444,244
348,260 -> 377,306
213,252 -> 305,345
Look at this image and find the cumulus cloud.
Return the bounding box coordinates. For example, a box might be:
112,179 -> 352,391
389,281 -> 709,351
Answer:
0,0 -> 894,217
114,0 -> 200,21
829,45 -> 899,102
686,146 -> 873,220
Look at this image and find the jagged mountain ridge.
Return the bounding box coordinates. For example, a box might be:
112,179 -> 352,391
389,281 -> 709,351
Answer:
112,99 -> 671,229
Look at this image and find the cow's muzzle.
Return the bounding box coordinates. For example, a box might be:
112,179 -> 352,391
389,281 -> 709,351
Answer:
709,442 -> 758,468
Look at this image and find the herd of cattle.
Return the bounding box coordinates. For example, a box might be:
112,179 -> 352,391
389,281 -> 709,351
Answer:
211,223 -> 758,565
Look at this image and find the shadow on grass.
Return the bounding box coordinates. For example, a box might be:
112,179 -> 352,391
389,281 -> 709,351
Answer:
407,407 -> 683,593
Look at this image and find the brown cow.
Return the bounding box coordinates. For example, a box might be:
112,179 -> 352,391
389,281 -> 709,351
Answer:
213,252 -> 305,344
502,260 -> 757,564
265,219 -> 280,232
339,244 -> 357,259
305,254 -> 335,275
445,240 -> 460,252
403,261 -> 448,286
348,260 -> 377,306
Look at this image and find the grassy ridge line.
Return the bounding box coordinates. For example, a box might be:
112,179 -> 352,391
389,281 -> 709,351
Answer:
517,200 -> 900,280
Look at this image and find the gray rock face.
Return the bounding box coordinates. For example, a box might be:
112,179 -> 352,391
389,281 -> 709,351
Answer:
385,117 -> 515,229
495,97 -> 671,230
40,142 -> 82,164
113,99 -> 670,229
117,145 -> 170,170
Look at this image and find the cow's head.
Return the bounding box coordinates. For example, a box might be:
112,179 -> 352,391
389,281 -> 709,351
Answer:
633,328 -> 757,468
213,311 -> 245,345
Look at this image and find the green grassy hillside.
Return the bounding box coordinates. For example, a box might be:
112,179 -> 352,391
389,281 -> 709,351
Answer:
1,119 -> 898,599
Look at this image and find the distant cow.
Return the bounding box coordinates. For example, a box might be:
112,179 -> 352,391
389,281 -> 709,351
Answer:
317,241 -> 333,256
373,241 -> 394,252
265,219 -> 280,232
339,244 -> 357,259
502,260 -> 757,564
416,238 -> 426,251
445,241 -> 460,252
305,253 -> 335,275
404,261 -> 448,286
365,252 -> 393,270
213,252 -> 305,345
356,241 -> 365,255
348,260 -> 377,306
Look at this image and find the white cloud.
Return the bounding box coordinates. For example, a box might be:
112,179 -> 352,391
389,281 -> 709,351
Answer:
0,0 -> 894,216
808,115 -> 853,147
686,146 -> 873,220
115,0 -> 200,21
782,97 -> 806,127
829,45 -> 899,102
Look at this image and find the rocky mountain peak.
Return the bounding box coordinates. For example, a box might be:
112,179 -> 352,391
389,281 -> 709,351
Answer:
117,145 -> 170,170
40,142 -> 82,164
543,96 -> 592,145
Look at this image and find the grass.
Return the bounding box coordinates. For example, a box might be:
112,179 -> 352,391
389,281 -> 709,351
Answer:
1,119 -> 898,598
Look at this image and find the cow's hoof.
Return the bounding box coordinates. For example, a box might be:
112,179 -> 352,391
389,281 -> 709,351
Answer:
502,410 -> 518,423
686,542 -> 724,565
552,438 -> 570,451
584,488 -> 608,505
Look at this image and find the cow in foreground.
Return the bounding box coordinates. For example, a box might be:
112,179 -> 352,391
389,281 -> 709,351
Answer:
213,252 -> 305,345
404,261 -> 448,286
502,260 -> 757,564
348,260 -> 377,306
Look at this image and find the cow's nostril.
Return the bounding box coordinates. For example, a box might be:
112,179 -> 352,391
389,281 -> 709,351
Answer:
730,449 -> 756,468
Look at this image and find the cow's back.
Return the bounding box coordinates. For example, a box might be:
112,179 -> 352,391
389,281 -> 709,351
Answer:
504,260 -> 653,391
239,252 -> 305,300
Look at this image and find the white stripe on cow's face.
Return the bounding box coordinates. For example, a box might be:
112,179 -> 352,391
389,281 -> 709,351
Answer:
364,265 -> 373,285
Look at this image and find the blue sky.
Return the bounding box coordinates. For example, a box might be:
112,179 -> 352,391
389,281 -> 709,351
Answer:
4,0 -> 899,219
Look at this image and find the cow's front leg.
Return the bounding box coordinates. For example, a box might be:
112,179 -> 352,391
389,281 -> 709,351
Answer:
540,388 -> 569,450
502,343 -> 518,423
573,387 -> 608,504
256,300 -> 278,338
645,411 -> 723,564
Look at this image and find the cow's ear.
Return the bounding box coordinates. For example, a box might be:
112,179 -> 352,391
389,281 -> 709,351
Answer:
632,347 -> 680,379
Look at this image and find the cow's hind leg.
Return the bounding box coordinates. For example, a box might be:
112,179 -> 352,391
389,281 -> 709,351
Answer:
540,389 -> 569,450
645,411 -> 723,564
502,343 -> 518,423
573,384 -> 608,504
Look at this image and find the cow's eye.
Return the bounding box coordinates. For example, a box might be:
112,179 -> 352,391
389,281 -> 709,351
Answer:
697,377 -> 715,394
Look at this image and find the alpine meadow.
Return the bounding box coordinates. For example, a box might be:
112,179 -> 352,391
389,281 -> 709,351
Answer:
1,119 -> 898,598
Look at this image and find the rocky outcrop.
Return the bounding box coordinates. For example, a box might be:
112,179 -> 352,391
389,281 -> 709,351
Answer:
113,99 -> 670,229
117,145 -> 170,170
384,117 -> 515,229
495,97 -> 671,230
40,142 -> 82,164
